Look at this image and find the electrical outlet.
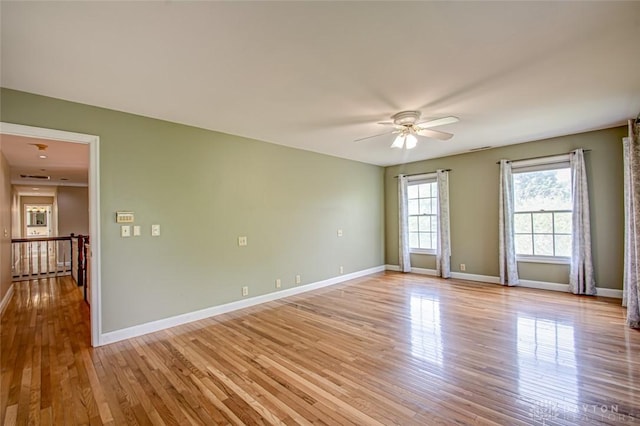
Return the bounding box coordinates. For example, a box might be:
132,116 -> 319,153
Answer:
460,263 -> 466,272
242,286 -> 249,296
295,275 -> 301,284
151,224 -> 161,236
275,278 -> 281,288
337,229 -> 343,237
121,225 -> 131,237
339,266 -> 344,274
238,236 -> 248,246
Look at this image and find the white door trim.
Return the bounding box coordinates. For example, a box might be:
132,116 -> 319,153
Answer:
1,122 -> 102,347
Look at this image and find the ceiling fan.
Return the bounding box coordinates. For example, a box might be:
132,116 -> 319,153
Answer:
355,111 -> 459,149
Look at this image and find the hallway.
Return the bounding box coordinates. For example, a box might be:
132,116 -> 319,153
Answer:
1,277 -> 90,424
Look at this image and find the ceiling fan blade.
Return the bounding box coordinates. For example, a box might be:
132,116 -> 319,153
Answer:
354,130 -> 397,142
416,116 -> 459,129
377,121 -> 406,130
415,128 -> 454,140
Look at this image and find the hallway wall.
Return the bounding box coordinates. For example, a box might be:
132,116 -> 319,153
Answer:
0,151 -> 11,305
57,186 -> 89,236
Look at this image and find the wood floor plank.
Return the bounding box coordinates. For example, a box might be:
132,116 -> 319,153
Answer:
2,273 -> 640,425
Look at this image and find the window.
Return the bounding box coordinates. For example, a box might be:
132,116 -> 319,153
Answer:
407,179 -> 438,253
512,160 -> 572,261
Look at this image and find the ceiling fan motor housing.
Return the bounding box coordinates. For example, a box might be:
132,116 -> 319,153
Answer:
391,111 -> 421,126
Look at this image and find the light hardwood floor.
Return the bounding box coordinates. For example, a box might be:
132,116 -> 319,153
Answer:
1,273 -> 639,425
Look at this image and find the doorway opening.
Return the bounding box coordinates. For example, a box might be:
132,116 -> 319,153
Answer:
1,122 -> 101,347
24,204 -> 52,237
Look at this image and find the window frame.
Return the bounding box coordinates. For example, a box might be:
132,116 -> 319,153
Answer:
406,174 -> 438,255
511,155 -> 572,264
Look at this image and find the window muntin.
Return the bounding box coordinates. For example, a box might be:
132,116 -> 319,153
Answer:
512,166 -> 572,260
408,180 -> 437,252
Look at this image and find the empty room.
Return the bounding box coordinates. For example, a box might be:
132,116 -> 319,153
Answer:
1,2 -> 639,425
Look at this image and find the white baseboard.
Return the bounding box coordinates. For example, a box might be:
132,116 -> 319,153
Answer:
0,284 -> 14,316
384,264 -> 438,276
100,265 -> 386,346
594,287 -> 624,299
518,279 -> 569,292
411,267 -> 438,276
519,279 -> 623,298
450,271 -> 501,284
386,265 -> 623,299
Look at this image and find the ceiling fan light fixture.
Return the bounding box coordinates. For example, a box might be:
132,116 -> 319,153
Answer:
390,132 -> 418,149
391,134 -> 405,149
405,133 -> 417,149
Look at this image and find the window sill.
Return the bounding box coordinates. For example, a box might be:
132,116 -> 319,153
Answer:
516,256 -> 570,265
410,249 -> 436,256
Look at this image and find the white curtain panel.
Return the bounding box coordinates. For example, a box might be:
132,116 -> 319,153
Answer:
436,170 -> 451,278
398,174 -> 411,273
569,149 -> 596,295
623,134 -> 631,308
498,160 -> 519,286
623,120 -> 640,328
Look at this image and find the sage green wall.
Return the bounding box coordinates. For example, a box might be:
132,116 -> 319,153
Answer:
385,127 -> 626,290
0,151 -> 11,303
1,88 -> 385,332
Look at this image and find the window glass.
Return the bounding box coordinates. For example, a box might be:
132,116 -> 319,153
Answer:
408,181 -> 438,251
513,167 -> 571,259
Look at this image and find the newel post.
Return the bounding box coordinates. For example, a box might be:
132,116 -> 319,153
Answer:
76,234 -> 84,287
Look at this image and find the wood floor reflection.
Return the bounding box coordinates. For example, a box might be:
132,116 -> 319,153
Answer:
2,272 -> 639,425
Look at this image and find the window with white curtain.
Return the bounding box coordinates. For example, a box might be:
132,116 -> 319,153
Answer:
407,176 -> 438,254
512,156 -> 572,263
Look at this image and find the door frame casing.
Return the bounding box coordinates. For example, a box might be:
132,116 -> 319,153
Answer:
1,122 -> 102,346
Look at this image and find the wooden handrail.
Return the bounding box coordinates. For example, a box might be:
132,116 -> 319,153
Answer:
11,236 -> 72,243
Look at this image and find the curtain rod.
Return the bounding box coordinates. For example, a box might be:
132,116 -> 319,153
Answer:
393,169 -> 452,178
495,149 -> 591,165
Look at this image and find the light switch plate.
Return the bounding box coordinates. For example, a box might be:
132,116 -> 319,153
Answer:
337,229 -> 343,237
121,225 -> 131,237
133,225 -> 141,236
151,224 -> 160,236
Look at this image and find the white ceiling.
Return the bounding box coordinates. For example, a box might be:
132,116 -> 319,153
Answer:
1,134 -> 89,187
1,2 -> 639,166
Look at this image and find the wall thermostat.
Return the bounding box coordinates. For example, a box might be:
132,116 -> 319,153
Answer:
115,211 -> 135,223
